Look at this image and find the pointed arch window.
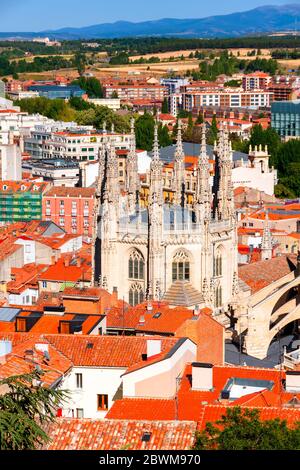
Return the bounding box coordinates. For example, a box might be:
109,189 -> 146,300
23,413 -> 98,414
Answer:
129,283 -> 144,306
215,285 -> 222,308
172,250 -> 190,282
213,252 -> 223,277
128,250 -> 145,280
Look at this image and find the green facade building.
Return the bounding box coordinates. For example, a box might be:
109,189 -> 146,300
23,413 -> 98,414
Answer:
0,182 -> 47,222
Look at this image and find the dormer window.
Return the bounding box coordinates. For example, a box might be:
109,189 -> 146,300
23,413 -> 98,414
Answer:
21,185 -> 26,191
3,185 -> 7,190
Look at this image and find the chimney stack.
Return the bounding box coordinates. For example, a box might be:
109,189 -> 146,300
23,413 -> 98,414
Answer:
146,339 -> 161,359
192,363 -> 213,391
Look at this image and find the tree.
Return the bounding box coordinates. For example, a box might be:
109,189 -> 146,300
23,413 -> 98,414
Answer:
194,407 -> 300,450
161,97 -> 169,114
135,113 -> 155,151
248,124 -> 281,167
110,52 -> 129,65
72,77 -> 103,98
195,111 -> 204,124
183,114 -> 194,142
158,123 -> 172,147
74,52 -> 86,76
0,371 -> 67,450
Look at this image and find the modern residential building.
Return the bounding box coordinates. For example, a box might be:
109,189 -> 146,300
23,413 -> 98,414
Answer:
160,77 -> 189,95
41,130 -> 131,161
0,181 -> 48,223
103,83 -> 167,102
42,186 -> 96,239
242,72 -> 271,91
271,100 -> 300,138
183,89 -> 273,112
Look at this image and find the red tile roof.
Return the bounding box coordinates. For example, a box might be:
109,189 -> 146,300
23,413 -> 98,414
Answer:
44,187 -> 95,198
106,398 -> 176,420
45,419 -> 197,450
238,254 -> 297,293
44,334 -> 178,368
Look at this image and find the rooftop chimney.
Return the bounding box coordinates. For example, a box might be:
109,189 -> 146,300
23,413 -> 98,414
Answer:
35,343 -> 49,354
146,339 -> 161,359
286,371 -> 300,393
192,362 -> 213,391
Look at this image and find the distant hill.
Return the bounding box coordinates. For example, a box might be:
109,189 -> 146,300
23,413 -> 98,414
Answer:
1,4 -> 300,40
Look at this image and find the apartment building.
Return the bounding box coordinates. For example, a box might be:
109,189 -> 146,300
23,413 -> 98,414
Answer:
41,130 -> 131,161
23,159 -> 80,187
0,181 -> 48,223
42,186 -> 96,240
183,89 -> 273,112
242,72 -> 272,91
103,83 -> 167,101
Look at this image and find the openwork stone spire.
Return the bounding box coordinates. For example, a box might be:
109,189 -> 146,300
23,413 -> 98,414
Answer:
173,119 -> 186,207
194,124 -> 211,221
126,118 -> 140,211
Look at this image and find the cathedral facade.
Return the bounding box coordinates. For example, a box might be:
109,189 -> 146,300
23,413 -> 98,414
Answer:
93,120 -> 239,313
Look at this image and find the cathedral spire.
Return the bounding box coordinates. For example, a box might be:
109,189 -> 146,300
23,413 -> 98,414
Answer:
173,119 -> 186,207
194,124 -> 211,221
149,123 -> 163,207
147,124 -> 164,301
126,118 -> 140,212
261,209 -> 272,260
214,123 -> 234,221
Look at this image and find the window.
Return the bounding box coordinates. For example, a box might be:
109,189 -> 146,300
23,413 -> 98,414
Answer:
129,282 -> 144,306
60,321 -> 70,334
172,250 -> 190,282
42,281 -> 47,288
16,318 -> 26,332
75,373 -> 83,389
76,408 -> 84,418
213,254 -> 222,277
215,285 -> 222,308
128,250 -> 145,280
60,200 -> 64,206
97,394 -> 108,411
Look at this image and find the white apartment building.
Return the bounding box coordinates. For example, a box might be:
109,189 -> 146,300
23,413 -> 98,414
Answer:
183,89 -> 273,111
42,131 -> 131,161
0,144 -> 22,180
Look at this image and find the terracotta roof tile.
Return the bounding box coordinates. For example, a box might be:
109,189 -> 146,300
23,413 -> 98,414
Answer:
238,255 -> 297,293
44,334 -> 178,368
45,419 -> 197,450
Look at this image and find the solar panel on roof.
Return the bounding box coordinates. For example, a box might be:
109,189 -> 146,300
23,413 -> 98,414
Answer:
0,307 -> 21,322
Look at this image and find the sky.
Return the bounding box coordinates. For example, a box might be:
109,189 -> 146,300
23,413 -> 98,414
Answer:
0,0 -> 297,32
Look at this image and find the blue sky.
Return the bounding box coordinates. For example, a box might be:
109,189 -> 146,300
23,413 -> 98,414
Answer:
0,0 -> 296,32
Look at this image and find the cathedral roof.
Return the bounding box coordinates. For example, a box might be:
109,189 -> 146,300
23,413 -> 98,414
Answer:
163,281 -> 204,307
238,254 -> 297,294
